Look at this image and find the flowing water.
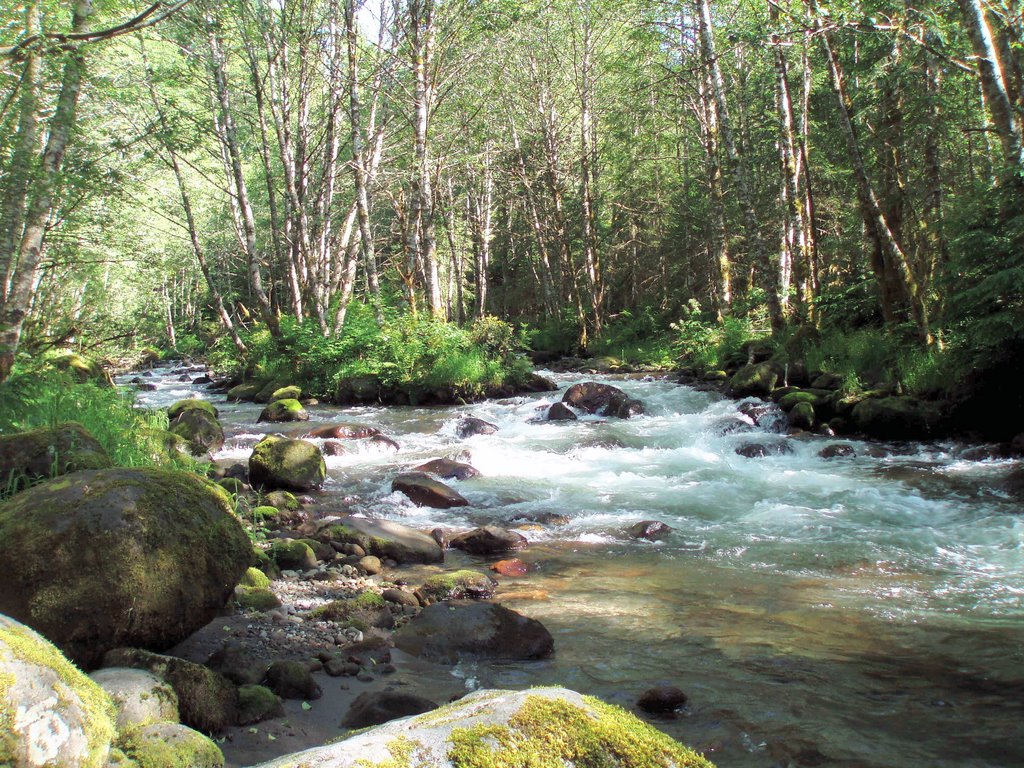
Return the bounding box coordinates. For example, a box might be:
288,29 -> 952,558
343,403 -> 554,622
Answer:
129,367 -> 1024,768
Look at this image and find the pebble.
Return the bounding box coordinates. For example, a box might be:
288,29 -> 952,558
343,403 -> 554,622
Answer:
356,673 -> 374,683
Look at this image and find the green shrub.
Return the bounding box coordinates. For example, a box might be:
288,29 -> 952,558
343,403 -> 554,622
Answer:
671,303 -> 763,371
586,308 -> 676,367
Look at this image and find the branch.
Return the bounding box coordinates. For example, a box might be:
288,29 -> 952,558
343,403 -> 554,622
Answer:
1,0 -> 194,58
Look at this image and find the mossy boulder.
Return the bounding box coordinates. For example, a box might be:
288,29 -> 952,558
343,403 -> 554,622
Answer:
449,525 -> 528,555
166,399 -> 218,421
393,601 -> 553,664
789,401 -> 816,430
264,660 -> 321,701
253,379 -> 292,404
728,362 -> 780,398
226,380 -> 268,403
0,422 -> 112,493
238,567 -> 271,590
0,614 -> 117,767
51,353 -> 114,387
102,648 -> 238,733
236,685 -> 283,726
263,490 -> 302,512
250,687 -> 714,768
233,587 -> 281,612
561,382 -> 644,418
851,396 -> 941,440
392,472 -> 470,509
0,468 -> 251,668
168,409 -> 224,456
306,593 -> 393,630
415,570 -> 498,605
119,722 -> 224,768
267,538 -> 318,571
89,667 -> 179,731
269,386 -> 302,403
248,436 -> 325,492
317,516 -> 443,564
777,390 -> 821,411
257,398 -> 309,424
140,428 -> 193,464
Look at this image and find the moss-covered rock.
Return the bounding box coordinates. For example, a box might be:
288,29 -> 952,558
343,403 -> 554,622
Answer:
139,428 -> 193,465
51,353 -> 114,387
317,516 -> 443,564
119,722 -> 224,768
728,362 -> 780,398
89,667 -> 179,731
257,398 -> 309,424
166,399 -> 218,421
168,409 -> 224,456
0,614 -> 117,767
777,390 -> 820,411
236,685 -> 283,726
851,396 -> 942,439
307,593 -> 393,630
102,648 -> 238,733
249,687 -> 715,768
248,436 -> 325,492
225,380 -> 269,403
267,538 -> 318,571
238,567 -> 271,590
233,587 -> 281,612
0,422 -> 112,493
788,401 -> 816,430
264,660 -> 321,701
0,468 -> 251,669
415,570 -> 498,605
269,386 -> 302,403
253,379 -> 293,404
263,490 -> 302,512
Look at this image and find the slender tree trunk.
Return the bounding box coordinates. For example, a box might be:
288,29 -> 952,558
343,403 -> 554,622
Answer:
576,14 -> 602,335
0,0 -> 93,382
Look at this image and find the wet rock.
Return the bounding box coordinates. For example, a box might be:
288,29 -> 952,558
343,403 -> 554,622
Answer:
819,444 -> 856,459
103,647 -> 239,732
789,401 -> 816,430
0,422 -> 111,493
382,588 -> 420,607
735,440 -> 794,458
851,397 -> 941,440
626,521 -> 673,541
321,440 -> 348,457
728,362 -> 780,398
491,559 -> 531,577
306,423 -> 383,440
415,570 -> 498,604
736,401 -> 786,432
392,472 -> 470,509
265,660 -> 321,700
523,372 -> 559,392
236,684 -> 283,725
89,667 -> 179,730
0,615 -> 117,766
512,511 -> 571,526
562,382 -> 644,418
341,691 -> 438,728
413,458 -> 481,480
226,380 -> 269,402
249,435 -> 326,492
546,402 -> 578,421
193,375 -> 213,385
811,372 -> 844,390
637,685 -> 688,715
0,468 -> 250,669
455,416 -> 499,438
224,462 -> 249,482
167,398 -> 219,421
342,637 -> 393,667
368,434 -> 401,451
393,601 -> 554,663
257,398 -> 309,423
317,516 -> 444,564
450,525 -> 528,555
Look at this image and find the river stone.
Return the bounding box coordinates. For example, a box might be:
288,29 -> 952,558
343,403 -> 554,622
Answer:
788,401 -> 816,430
102,648 -> 239,733
382,588 -> 420,607
247,687 -> 713,768
0,468 -> 251,669
819,444 -> 856,459
341,691 -> 438,728
369,434 -> 401,451
265,660 -> 322,700
561,382 -> 644,418
120,722 -> 224,768
307,594 -> 393,631
257,398 -> 309,423
0,422 -> 111,493
851,396 -> 941,440
51,353 -> 114,387
637,685 -> 688,715
546,402 -> 578,421
169,408 -> 225,455
0,614 -> 117,768
253,379 -> 293,404
167,398 -> 219,421
237,685 -> 284,725
626,521 -> 673,541
317,516 -> 443,564
268,538 -> 319,571
393,601 -> 553,663
393,472 -> 470,508
322,440 -> 348,456
226,380 -> 268,402
728,362 -> 780,398
735,440 -> 794,458
454,416 -> 499,438
89,667 -> 179,731
304,423 -> 382,440
249,435 -> 326,492
449,525 -> 528,555
413,458 -> 481,480
415,570 -> 498,605
269,386 -> 302,403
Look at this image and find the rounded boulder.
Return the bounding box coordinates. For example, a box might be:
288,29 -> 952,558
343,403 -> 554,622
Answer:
249,436 -> 326,492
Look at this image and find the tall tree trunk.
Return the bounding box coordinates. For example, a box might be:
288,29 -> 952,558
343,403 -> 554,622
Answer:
0,0 -> 93,382
576,12 -> 602,335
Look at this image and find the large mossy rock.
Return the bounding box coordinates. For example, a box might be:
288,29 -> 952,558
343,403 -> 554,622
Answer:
248,435 -> 326,492
168,408 -> 225,455
317,516 -> 444,564
561,382 -> 644,418
0,422 -> 111,492
251,687 -> 715,768
415,570 -> 498,605
851,396 -> 941,439
0,468 -> 251,668
167,399 -> 218,421
119,721 -> 225,767
51,353 -> 114,387
0,614 -> 117,767
257,398 -> 309,424
89,667 -> 179,731
226,380 -> 268,403
393,601 -> 553,663
728,362 -> 780,398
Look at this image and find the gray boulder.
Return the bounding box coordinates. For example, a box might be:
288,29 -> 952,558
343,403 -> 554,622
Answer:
449,525 -> 528,555
89,667 -> 179,730
317,516 -> 443,564
392,472 -> 470,509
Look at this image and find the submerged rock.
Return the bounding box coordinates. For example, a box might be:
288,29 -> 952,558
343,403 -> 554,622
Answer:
734,440 -> 794,458
341,691 -> 438,728
637,685 -> 688,715
0,614 -> 117,767
413,457 -> 481,480
819,444 -> 856,459
454,416 -> 499,438
626,521 -> 673,541
393,472 -> 470,509
449,525 -> 528,555
491,558 -> 532,577
0,422 -> 111,493
546,402 -> 579,421
305,423 -> 383,440
393,601 -> 553,663
0,468 -> 250,669
248,435 -> 326,492
561,382 -> 644,418
247,687 -> 714,768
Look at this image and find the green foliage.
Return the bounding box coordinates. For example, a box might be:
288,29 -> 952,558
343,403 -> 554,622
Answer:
586,308 -> 676,368
0,370 -> 193,471
671,304 -> 763,372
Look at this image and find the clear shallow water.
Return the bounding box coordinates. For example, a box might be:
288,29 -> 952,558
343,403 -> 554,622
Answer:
128,367 -> 1024,767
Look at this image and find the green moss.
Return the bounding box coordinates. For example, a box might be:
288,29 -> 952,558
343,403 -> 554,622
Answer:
167,400 -> 217,421
0,620 -> 117,767
248,436 -> 325,491
418,570 -> 497,602
251,505 -> 279,523
264,491 -> 302,511
308,592 -> 386,623
239,566 -> 271,589
270,386 -> 302,403
259,399 -> 308,423
777,391 -> 819,411
236,684 -> 283,725
446,694 -> 715,768
268,538 -> 317,570
234,586 -> 281,612
355,736 -> 418,768
226,380 -> 269,403
119,723 -> 224,768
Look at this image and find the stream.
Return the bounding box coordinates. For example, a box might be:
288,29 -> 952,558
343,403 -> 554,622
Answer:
126,366 -> 1024,768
